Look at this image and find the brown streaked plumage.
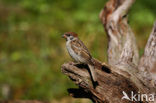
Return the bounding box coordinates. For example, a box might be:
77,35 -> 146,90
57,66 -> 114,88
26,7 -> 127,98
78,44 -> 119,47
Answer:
62,32 -> 98,85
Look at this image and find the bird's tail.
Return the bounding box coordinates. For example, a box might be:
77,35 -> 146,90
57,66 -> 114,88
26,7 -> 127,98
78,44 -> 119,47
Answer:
88,64 -> 97,82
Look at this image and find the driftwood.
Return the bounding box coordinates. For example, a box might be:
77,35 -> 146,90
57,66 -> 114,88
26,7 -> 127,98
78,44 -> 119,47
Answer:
61,0 -> 156,102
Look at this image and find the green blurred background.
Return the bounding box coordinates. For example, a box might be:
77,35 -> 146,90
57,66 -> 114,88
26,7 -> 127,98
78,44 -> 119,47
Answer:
0,0 -> 155,102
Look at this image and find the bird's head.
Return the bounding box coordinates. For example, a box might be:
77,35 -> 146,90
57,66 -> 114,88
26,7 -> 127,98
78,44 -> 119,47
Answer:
62,32 -> 78,41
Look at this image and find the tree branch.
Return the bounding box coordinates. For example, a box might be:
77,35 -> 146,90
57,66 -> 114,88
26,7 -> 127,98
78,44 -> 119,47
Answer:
138,22 -> 156,87
99,0 -> 139,67
61,61 -> 142,103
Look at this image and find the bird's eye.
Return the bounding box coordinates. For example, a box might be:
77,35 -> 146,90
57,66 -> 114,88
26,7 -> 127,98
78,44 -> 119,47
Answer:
66,34 -> 70,36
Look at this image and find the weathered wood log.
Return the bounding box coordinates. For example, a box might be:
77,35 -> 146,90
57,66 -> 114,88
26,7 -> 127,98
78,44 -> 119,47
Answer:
62,60 -> 140,103
61,0 -> 156,102
138,22 -> 156,88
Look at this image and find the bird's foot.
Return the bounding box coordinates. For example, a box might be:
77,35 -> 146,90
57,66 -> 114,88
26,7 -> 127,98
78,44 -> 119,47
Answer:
68,62 -> 75,65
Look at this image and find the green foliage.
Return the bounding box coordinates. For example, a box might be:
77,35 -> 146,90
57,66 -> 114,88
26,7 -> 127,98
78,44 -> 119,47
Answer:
0,0 -> 155,101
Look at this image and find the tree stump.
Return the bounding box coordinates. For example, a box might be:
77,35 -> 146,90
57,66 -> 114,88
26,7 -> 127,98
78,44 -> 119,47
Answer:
61,0 -> 156,102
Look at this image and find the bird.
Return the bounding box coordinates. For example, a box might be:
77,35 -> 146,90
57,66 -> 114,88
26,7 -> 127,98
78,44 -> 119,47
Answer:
62,32 -> 98,85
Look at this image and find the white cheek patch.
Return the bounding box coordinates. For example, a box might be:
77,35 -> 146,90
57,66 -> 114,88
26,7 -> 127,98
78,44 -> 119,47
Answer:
67,37 -> 70,41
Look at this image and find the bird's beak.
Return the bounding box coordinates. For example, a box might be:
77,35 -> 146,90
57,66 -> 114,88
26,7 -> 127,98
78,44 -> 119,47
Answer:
62,34 -> 66,38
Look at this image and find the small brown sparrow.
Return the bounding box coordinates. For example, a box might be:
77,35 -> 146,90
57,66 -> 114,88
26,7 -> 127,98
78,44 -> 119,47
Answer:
62,32 -> 97,83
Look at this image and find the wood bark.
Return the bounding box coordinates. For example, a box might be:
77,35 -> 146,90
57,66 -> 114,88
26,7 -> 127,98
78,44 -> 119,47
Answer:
61,0 -> 156,102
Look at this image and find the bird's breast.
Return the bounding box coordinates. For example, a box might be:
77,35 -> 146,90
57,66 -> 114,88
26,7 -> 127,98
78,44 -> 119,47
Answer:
66,41 -> 80,62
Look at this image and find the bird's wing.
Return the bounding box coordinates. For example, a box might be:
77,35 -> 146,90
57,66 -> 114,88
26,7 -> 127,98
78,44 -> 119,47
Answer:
71,39 -> 92,60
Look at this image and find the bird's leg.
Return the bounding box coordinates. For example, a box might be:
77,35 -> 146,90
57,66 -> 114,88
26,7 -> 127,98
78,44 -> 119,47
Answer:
68,61 -> 76,65
68,62 -> 80,65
